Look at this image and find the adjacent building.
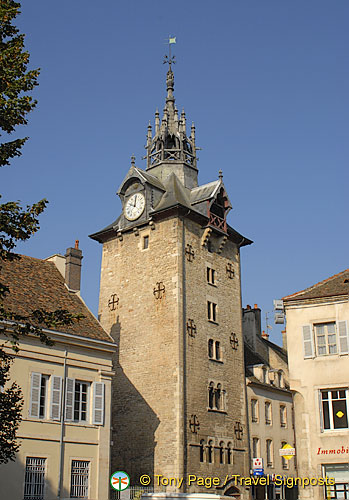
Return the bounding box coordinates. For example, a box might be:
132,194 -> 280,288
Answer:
0,244 -> 115,500
90,63 -> 252,497
283,269 -> 349,500
243,305 -> 297,500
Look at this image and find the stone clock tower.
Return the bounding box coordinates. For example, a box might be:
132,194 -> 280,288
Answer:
90,63 -> 252,498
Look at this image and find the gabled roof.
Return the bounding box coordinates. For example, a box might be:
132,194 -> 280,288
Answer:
117,166 -> 165,195
283,269 -> 349,302
0,255 -> 113,344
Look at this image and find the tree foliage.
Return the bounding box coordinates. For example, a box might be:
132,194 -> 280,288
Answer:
0,1 -> 82,464
0,0 -> 40,166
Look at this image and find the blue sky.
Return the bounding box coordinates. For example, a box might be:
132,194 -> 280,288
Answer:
3,0 -> 348,345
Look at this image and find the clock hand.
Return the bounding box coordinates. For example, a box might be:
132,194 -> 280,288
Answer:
134,195 -> 137,207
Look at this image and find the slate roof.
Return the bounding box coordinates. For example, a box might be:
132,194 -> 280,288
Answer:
0,255 -> 113,343
283,269 -> 349,302
190,180 -> 221,204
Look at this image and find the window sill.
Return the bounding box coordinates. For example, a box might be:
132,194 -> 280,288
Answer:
209,358 -> 224,364
208,408 -> 227,414
207,282 -> 217,288
208,320 -> 219,325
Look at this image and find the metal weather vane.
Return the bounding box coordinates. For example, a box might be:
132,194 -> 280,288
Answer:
163,36 -> 176,70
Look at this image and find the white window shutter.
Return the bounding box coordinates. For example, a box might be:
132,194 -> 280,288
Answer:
93,382 -> 105,425
338,321 -> 348,354
302,325 -> 314,358
29,372 -> 41,418
50,376 -> 62,421
65,378 -> 75,421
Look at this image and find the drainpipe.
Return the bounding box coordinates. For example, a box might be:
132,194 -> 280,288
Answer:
58,351 -> 68,499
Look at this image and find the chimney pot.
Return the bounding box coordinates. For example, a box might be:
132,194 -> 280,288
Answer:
246,304 -> 251,310
254,303 -> 258,309
262,330 -> 269,339
75,240 -> 79,249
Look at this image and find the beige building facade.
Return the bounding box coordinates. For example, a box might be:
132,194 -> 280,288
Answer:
243,306 -> 297,500
283,269 -> 349,500
0,248 -> 115,500
91,66 -> 252,497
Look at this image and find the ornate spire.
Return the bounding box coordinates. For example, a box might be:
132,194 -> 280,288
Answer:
145,50 -> 199,189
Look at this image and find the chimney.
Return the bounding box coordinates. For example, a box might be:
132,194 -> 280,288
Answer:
65,240 -> 83,291
262,330 -> 269,340
246,304 -> 251,310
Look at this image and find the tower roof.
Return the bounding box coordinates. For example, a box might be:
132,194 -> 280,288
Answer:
145,66 -> 198,189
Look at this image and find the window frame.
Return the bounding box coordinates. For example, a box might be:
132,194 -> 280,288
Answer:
252,437 -> 260,459
207,267 -> 216,286
266,439 -> 273,468
73,380 -> 90,423
143,235 -> 149,250
322,463 -> 349,499
70,460 -> 90,499
207,301 -> 218,323
281,441 -> 289,470
208,339 -> 222,362
320,388 -> 349,431
251,399 -> 259,423
24,457 -> 46,500
280,404 -> 287,428
265,401 -> 272,426
315,322 -> 338,356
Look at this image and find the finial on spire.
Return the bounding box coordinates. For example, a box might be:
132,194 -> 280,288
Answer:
218,169 -> 223,180
163,36 -> 176,71
131,154 -> 136,166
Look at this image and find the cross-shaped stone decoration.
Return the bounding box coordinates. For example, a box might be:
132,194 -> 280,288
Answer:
230,333 -> 239,350
186,319 -> 197,338
153,282 -> 165,300
185,244 -> 195,262
234,421 -> 243,440
108,294 -> 119,311
226,263 -> 235,279
189,414 -> 200,433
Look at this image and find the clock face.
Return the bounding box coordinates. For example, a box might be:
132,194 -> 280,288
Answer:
124,193 -> 145,221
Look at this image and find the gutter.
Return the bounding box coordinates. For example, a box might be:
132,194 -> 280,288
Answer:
57,350 -> 67,499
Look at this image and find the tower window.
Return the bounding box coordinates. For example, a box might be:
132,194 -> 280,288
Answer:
207,301 -> 217,322
226,442 -> 232,465
199,440 -> 205,463
208,339 -> 222,361
219,441 -> 224,464
207,267 -> 216,285
207,440 -> 213,463
208,382 -> 225,411
143,235 -> 149,249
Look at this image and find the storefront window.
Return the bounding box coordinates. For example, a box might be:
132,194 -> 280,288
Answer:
323,463 -> 349,499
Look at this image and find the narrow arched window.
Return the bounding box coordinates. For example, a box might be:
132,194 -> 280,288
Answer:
215,383 -> 221,410
219,441 -> 224,464
208,382 -> 214,409
208,339 -> 213,358
207,440 -> 213,463
199,439 -> 205,463
226,442 -> 232,465
215,341 -> 221,360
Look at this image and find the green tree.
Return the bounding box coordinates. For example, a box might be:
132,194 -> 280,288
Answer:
0,0 -> 81,464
